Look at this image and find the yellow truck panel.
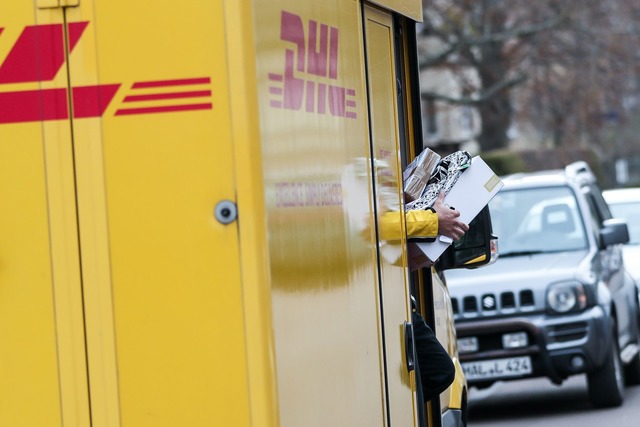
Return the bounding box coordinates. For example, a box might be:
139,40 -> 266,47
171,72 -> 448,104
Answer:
254,2 -> 395,425
0,1 -> 476,426
0,4 -> 89,427
364,5 -> 415,425
370,0 -> 423,21
63,2 -> 250,426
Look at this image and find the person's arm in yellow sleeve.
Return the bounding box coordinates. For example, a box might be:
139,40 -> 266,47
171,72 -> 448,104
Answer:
378,192 -> 468,241
379,209 -> 438,241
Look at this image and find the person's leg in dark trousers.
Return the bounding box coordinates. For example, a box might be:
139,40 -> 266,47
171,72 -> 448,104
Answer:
412,311 -> 456,403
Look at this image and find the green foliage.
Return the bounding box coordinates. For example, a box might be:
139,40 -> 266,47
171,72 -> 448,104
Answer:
480,148 -> 605,183
480,150 -> 528,176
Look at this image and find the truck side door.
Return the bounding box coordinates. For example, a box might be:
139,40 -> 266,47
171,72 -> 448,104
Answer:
364,4 -> 416,425
0,3 -> 90,426
64,2 -> 249,426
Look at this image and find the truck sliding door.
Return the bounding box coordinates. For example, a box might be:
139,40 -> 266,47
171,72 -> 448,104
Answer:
63,2 -> 248,426
363,4 -> 417,426
0,3 -> 90,427
253,1 -> 408,426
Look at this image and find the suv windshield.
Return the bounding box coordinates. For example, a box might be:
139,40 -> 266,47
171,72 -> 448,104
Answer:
490,186 -> 588,256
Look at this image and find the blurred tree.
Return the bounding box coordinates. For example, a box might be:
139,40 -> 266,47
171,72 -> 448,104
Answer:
419,0 -> 640,154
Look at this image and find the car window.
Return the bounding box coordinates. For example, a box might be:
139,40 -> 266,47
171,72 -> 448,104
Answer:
586,184 -> 612,221
583,192 -> 604,243
490,186 -> 588,256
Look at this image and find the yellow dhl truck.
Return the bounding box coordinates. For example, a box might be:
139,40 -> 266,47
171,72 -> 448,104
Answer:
0,1 -> 494,426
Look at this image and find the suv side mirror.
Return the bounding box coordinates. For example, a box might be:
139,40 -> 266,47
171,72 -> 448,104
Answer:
600,218 -> 630,247
437,206 -> 496,271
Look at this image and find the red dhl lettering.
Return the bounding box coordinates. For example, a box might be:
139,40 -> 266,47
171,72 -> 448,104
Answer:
0,23 -> 213,124
269,11 -> 357,119
0,22 -> 88,84
115,78 -> 213,116
0,85 -> 120,124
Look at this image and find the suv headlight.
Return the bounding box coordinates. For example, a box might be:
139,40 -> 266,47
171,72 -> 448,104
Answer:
546,282 -> 587,314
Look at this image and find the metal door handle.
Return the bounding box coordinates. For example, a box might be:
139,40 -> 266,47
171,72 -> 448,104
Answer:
404,321 -> 416,372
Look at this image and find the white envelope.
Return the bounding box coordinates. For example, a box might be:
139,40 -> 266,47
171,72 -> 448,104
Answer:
415,155 -> 503,261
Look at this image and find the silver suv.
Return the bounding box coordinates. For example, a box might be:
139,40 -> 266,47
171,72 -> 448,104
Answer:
445,161 -> 640,408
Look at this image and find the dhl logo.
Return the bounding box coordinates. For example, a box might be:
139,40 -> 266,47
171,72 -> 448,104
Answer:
269,11 -> 357,119
0,22 -> 213,125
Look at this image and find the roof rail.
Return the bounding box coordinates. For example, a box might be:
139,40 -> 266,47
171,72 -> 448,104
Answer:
565,161 -> 595,183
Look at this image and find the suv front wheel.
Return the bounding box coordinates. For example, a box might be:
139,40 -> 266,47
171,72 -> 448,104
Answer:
587,320 -> 625,408
624,291 -> 640,385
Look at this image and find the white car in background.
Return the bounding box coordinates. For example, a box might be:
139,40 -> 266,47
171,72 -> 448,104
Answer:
603,188 -> 640,286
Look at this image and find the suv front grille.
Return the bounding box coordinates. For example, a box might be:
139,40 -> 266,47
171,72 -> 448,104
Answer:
481,294 -> 497,311
463,296 -> 477,313
452,289 -> 536,318
548,322 -> 588,343
520,290 -> 535,307
451,298 -> 459,314
501,292 -> 515,308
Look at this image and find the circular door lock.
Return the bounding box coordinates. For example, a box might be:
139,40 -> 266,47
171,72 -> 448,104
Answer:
215,200 -> 237,224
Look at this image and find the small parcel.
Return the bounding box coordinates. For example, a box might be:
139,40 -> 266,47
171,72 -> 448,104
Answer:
403,149 -> 503,269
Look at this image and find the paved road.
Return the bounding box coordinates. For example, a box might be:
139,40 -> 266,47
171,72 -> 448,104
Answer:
467,376 -> 640,427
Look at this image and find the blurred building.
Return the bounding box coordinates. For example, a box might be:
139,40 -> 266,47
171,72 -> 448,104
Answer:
416,31 -> 481,155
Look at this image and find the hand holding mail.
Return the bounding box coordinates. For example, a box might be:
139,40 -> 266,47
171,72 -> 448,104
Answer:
432,192 -> 468,241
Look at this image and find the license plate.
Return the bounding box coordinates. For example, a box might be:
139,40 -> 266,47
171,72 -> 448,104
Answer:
462,356 -> 532,381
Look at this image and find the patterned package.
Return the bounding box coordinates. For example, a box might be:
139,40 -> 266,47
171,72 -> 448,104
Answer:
406,151 -> 472,211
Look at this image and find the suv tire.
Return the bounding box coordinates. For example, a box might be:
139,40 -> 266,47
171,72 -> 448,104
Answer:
625,345 -> 640,386
587,321 -> 625,408
624,293 -> 640,385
